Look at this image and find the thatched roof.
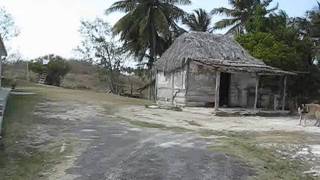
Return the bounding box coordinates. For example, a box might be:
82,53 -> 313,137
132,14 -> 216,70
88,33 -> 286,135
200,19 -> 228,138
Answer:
0,35 -> 7,57
155,32 -> 294,75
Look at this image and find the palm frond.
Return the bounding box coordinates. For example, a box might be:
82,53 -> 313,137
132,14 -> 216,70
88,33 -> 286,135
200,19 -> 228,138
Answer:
106,0 -> 138,14
225,23 -> 242,35
163,0 -> 191,5
154,8 -> 170,35
211,7 -> 234,16
108,0 -> 190,67
266,2 -> 279,14
261,0 -> 273,7
214,18 -> 240,30
183,8 -> 212,32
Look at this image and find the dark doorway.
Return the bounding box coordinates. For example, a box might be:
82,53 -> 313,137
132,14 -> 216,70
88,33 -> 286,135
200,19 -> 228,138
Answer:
219,73 -> 231,107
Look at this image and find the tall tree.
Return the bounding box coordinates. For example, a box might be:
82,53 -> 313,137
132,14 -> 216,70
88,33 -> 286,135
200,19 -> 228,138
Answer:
212,0 -> 278,34
307,2 -> 320,64
183,9 -> 212,32
106,0 -> 191,69
0,7 -> 19,40
76,18 -> 126,94
236,6 -> 320,104
290,2 -> 320,65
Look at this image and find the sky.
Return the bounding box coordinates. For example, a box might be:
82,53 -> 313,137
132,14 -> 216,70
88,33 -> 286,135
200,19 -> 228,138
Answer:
0,0 -> 318,59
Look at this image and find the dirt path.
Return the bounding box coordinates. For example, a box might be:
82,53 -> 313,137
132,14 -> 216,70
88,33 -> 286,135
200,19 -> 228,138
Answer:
33,100 -> 253,180
117,106 -> 320,133
1,85 -> 317,179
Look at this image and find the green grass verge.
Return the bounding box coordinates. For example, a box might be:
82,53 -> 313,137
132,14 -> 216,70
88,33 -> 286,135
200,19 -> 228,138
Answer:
0,91 -> 67,180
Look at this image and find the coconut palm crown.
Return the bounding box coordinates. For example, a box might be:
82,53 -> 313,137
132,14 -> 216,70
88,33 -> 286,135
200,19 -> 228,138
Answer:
212,0 -> 278,34
106,0 -> 191,69
183,8 -> 212,32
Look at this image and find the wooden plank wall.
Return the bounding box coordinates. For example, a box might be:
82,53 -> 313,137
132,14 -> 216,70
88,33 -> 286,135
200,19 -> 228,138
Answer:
156,67 -> 187,106
185,62 -> 216,107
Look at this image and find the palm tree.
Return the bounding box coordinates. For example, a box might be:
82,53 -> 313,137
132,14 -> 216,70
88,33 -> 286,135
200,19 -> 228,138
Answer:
308,2 -> 320,38
106,0 -> 191,69
291,3 -> 320,40
212,0 -> 278,34
308,2 -> 320,64
183,9 -> 212,32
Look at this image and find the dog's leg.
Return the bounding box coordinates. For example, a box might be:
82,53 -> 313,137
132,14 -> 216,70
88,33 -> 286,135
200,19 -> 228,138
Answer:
314,119 -> 319,126
299,114 -> 302,125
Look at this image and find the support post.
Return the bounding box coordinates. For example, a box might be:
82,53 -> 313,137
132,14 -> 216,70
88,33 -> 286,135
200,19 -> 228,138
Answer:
254,75 -> 260,111
185,60 -> 190,93
282,75 -> 287,111
171,72 -> 175,105
214,71 -> 221,111
154,70 -> 158,102
149,71 -> 152,100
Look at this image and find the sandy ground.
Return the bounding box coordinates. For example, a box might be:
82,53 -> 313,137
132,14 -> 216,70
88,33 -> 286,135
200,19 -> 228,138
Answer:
116,106 -> 320,133
116,105 -> 320,177
31,100 -> 254,180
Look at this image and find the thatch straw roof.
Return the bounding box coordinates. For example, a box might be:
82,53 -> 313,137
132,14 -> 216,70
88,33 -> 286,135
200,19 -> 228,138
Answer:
155,32 -> 294,75
0,35 -> 7,57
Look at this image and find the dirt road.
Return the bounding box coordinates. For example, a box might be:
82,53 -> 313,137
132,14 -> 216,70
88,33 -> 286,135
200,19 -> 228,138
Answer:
0,85 -> 316,179
32,99 -> 252,180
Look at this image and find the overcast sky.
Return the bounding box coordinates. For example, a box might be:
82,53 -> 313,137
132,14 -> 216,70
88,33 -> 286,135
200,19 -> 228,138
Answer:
0,0 -> 318,59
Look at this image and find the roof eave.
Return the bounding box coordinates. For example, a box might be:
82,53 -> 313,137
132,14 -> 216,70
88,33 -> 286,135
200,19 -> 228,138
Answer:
192,59 -> 296,76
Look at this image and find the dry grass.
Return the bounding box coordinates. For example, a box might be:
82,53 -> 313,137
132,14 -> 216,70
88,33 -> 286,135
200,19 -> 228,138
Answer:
23,83 -> 151,110
61,73 -> 106,90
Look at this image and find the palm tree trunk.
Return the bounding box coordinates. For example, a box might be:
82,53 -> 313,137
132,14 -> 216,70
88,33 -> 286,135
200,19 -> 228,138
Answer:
147,8 -> 158,100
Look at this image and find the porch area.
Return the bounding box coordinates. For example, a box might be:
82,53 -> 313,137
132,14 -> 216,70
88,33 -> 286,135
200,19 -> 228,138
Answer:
192,59 -> 296,113
213,107 -> 291,117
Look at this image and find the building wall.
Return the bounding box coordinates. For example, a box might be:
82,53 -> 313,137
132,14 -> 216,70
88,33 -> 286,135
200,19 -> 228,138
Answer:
156,67 -> 187,106
185,62 -> 217,107
156,62 -> 274,109
229,73 -> 258,108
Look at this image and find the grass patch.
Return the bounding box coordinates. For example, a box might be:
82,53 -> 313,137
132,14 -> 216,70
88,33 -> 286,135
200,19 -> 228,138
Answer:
0,89 -> 68,180
206,131 -> 315,180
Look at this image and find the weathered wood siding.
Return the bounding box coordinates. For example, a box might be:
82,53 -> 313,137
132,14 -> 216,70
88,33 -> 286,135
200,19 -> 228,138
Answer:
229,73 -> 257,108
156,68 -> 187,106
157,62 -> 263,108
185,62 -> 216,107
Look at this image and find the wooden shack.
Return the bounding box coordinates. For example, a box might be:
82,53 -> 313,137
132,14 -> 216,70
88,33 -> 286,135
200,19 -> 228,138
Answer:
154,32 -> 294,111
